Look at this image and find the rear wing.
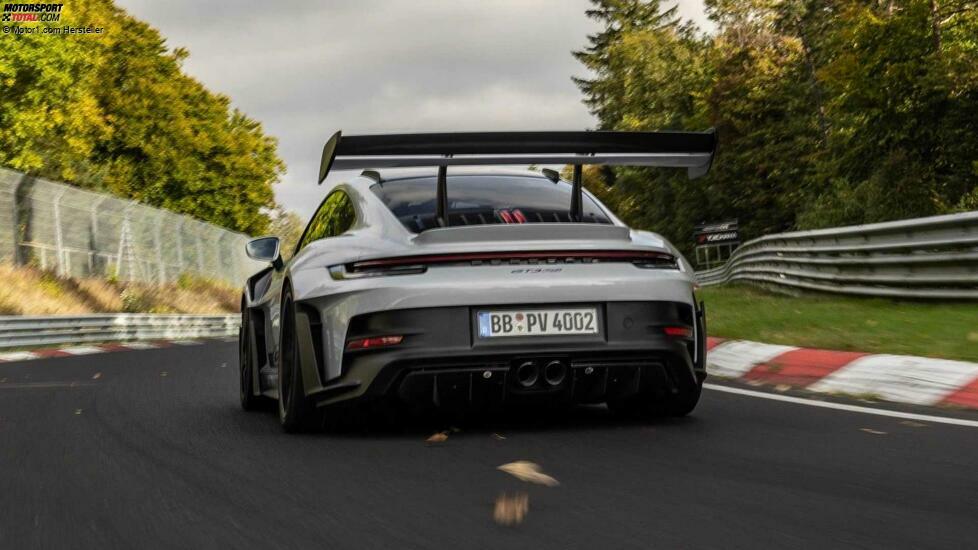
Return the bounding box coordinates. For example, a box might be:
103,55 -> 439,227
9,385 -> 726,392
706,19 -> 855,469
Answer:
318,130 -> 716,227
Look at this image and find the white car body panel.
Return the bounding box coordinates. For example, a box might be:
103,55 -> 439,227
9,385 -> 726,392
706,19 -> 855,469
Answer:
246,170 -> 698,392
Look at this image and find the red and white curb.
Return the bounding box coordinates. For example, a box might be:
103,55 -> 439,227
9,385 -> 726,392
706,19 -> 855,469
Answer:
707,337 -> 978,410
0,338 -> 236,363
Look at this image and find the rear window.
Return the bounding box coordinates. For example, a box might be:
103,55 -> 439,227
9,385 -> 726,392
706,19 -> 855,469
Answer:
370,174 -> 611,233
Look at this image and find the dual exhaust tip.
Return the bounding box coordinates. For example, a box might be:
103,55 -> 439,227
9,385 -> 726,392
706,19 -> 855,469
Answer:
515,360 -> 567,389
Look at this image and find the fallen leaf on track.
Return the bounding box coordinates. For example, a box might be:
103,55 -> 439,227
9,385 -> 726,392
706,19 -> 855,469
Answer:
426,432 -> 448,443
497,461 -> 559,486
860,428 -> 886,435
74,409 -> 82,415
160,371 -> 168,377
92,372 -> 101,380
492,433 -> 506,440
493,492 -> 529,526
899,420 -> 926,428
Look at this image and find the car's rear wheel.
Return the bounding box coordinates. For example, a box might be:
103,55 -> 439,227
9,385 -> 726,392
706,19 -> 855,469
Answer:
239,304 -> 267,411
278,287 -> 323,433
609,380 -> 702,419
662,382 -> 702,416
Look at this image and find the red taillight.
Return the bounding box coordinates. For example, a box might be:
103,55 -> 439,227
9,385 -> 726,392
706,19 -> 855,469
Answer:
346,335 -> 403,351
350,250 -> 675,270
497,209 -> 515,224
663,326 -> 693,338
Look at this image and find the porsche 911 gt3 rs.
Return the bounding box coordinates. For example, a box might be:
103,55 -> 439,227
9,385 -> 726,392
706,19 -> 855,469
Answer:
239,130 -> 716,432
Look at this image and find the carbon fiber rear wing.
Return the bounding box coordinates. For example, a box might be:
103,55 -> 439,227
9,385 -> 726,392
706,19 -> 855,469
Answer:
318,129 -> 717,226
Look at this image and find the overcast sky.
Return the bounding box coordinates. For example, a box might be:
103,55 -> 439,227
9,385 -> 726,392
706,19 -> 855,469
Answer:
114,0 -> 709,219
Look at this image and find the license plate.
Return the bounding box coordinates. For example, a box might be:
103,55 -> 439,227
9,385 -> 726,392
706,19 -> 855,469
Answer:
477,308 -> 599,338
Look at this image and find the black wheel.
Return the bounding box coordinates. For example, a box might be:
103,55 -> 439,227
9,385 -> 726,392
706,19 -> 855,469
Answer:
278,286 -> 323,433
609,380 -> 702,419
662,381 -> 702,417
239,304 -> 267,411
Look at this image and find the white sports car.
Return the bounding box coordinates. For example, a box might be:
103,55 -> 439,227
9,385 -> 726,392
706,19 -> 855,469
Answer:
239,130 -> 716,431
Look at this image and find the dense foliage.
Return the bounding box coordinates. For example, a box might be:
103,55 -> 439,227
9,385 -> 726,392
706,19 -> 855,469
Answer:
574,0 -> 978,255
0,0 -> 284,234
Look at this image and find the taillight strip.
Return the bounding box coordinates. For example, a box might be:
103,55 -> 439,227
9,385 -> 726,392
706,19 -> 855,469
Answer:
352,250 -> 675,270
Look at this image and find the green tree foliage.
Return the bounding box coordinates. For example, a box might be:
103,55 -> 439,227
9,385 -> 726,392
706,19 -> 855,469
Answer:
297,191 -> 354,251
574,0 -> 978,256
0,0 -> 284,234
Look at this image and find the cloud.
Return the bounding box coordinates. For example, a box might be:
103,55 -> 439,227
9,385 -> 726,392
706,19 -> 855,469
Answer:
114,0 -> 709,219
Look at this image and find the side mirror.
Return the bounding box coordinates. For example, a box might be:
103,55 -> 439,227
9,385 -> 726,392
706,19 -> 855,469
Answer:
246,236 -> 283,270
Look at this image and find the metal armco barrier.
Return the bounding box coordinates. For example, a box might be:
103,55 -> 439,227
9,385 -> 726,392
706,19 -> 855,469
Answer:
695,211 -> 978,299
0,314 -> 240,349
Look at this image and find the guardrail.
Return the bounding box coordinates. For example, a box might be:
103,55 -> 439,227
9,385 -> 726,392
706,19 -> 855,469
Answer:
0,314 -> 240,349
695,211 -> 978,299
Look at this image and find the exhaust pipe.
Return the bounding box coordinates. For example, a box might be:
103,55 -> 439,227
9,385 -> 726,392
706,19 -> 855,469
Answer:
543,360 -> 567,386
515,361 -> 539,388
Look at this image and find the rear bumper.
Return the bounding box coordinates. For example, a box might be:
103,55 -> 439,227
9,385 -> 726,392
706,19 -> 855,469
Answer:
312,301 -> 706,408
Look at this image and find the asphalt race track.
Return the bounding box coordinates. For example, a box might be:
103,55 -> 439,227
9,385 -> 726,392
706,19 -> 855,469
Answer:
2,342 -> 976,549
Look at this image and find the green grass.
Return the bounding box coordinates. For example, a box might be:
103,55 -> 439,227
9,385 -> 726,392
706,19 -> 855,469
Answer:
699,284 -> 978,362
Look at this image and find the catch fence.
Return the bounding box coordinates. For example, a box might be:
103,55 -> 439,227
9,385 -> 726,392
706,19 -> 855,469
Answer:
0,168 -> 262,285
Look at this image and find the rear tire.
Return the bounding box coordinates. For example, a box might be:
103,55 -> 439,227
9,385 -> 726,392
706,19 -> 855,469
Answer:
278,287 -> 323,433
609,381 -> 702,419
662,382 -> 702,417
239,305 -> 268,411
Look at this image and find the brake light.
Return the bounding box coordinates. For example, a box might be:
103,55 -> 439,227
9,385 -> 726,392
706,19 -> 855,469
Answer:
663,326 -> 693,338
330,250 -> 679,279
346,335 -> 403,351
350,250 -> 676,269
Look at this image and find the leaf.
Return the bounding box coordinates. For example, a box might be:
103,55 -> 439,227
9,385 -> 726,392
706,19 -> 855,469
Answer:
497,461 -> 559,487
426,432 -> 448,443
493,492 -> 529,526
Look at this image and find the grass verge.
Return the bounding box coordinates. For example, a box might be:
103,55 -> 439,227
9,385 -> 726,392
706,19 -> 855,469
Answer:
699,284 -> 978,363
0,263 -> 239,315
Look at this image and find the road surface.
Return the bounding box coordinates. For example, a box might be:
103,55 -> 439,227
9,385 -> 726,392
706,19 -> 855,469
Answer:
1,341 -> 976,549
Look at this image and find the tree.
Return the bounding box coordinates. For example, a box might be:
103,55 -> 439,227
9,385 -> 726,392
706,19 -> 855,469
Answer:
792,1 -> 978,227
573,0 -> 978,255
0,0 -> 284,234
573,0 -> 684,128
